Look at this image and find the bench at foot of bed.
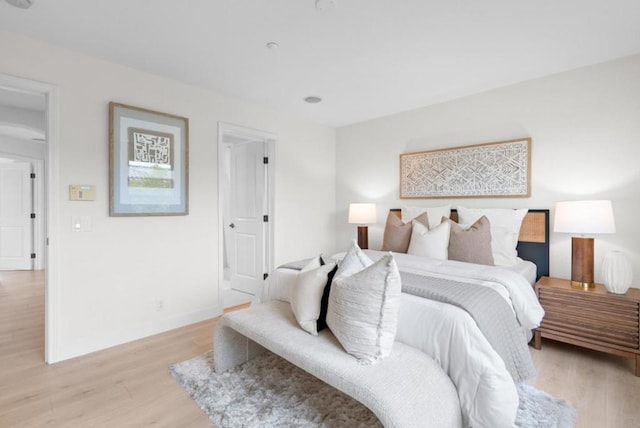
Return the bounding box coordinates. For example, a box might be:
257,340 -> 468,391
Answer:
214,300 -> 462,428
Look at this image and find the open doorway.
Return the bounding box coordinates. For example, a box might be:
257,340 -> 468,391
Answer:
0,73 -> 59,363
218,123 -> 275,308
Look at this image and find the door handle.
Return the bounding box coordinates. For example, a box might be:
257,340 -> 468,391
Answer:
229,223 -> 235,228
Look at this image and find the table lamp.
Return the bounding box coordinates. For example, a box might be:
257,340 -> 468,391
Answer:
348,203 -> 377,249
554,200 -> 616,289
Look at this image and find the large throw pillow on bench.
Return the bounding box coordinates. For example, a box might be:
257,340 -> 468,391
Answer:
327,252 -> 401,364
291,258 -> 337,336
334,242 -> 373,279
316,263 -> 339,332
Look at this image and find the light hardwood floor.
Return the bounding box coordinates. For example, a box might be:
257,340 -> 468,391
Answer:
531,335 -> 640,427
1,271 -> 639,427
0,270 -> 214,427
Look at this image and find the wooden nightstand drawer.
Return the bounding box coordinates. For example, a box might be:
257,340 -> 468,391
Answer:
534,276 -> 640,376
538,286 -> 640,350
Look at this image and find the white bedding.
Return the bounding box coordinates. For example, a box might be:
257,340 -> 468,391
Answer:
262,251 -> 545,428
508,257 -> 537,286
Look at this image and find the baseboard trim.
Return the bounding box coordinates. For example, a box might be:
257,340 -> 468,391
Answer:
53,305 -> 224,363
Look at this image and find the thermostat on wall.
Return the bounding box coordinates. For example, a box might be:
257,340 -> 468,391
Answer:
69,184 -> 96,201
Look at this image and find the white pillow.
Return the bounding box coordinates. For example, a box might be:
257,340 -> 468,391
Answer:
266,255 -> 323,303
334,242 -> 373,281
302,255 -> 323,271
326,254 -> 401,364
401,204 -> 451,229
290,261 -> 337,336
457,206 -> 528,266
407,220 -> 450,260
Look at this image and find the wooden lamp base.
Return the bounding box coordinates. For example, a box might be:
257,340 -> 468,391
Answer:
571,236 -> 594,289
357,226 -> 369,250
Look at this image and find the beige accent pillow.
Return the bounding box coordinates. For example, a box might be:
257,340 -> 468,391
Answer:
291,261 -> 338,336
381,211 -> 429,253
447,216 -> 495,266
457,206 -> 528,266
327,254 -> 401,364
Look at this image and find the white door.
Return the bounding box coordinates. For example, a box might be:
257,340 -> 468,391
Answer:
0,161 -> 33,270
228,140 -> 266,295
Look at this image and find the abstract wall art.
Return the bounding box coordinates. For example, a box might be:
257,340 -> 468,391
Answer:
109,102 -> 189,215
400,138 -> 531,199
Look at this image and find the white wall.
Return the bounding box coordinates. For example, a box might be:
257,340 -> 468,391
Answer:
0,31 -> 336,361
337,54 -> 640,285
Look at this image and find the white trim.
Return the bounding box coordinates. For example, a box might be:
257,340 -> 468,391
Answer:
217,122 -> 276,306
45,85 -> 59,363
217,125 -> 225,310
32,159 -> 45,270
0,73 -> 60,363
266,132 -> 276,284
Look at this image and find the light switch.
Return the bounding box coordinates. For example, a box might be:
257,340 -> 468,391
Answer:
71,216 -> 91,232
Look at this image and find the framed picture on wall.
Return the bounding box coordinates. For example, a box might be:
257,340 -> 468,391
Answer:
109,102 -> 189,216
400,138 -> 531,199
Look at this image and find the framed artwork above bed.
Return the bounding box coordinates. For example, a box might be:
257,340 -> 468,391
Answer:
400,138 -> 531,199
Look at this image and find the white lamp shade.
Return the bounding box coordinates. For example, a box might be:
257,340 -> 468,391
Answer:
554,200 -> 616,234
348,203 -> 377,224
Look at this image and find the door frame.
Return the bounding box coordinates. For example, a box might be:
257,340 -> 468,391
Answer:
0,73 -> 60,363
217,122 -> 276,304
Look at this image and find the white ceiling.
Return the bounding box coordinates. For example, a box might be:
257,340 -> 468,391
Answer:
1,0 -> 639,127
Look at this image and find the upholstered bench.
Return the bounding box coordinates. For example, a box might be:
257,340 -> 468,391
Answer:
214,300 -> 462,428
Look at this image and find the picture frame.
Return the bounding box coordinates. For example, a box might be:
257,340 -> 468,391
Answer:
400,138 -> 531,199
109,102 -> 189,216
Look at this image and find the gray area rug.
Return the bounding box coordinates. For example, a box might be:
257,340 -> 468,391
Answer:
170,351 -> 576,428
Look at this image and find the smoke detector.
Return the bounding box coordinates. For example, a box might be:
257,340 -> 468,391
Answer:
5,0 -> 34,9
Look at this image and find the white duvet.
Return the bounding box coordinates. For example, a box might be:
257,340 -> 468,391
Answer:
262,251 -> 545,428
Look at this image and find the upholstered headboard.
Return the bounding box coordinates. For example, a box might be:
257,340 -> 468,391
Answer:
390,208 -> 550,279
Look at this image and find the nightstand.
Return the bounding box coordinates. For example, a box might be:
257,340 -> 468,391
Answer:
534,276 -> 640,376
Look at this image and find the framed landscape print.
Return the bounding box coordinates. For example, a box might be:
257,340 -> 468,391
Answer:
109,102 -> 189,216
400,138 -> 531,199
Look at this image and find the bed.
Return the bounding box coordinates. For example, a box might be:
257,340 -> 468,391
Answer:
262,207 -> 549,428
